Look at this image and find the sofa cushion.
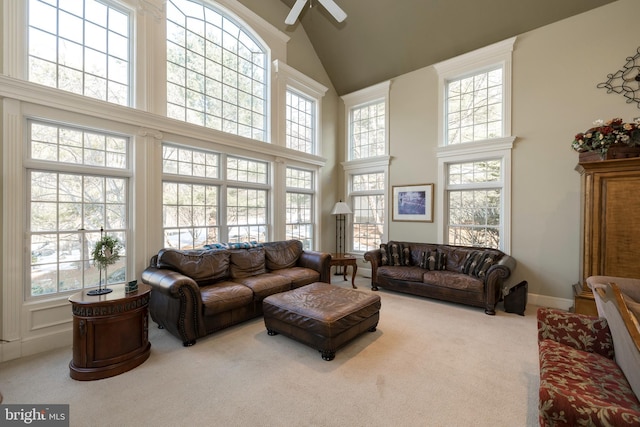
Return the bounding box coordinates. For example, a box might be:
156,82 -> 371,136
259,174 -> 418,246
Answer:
537,307 -> 614,358
539,338 -> 640,426
378,265 -> 425,282
229,248 -> 266,279
233,273 -> 292,300
423,270 -> 483,291
200,281 -> 254,316
264,239 -> 302,270
269,267 -> 320,288
156,248 -> 230,285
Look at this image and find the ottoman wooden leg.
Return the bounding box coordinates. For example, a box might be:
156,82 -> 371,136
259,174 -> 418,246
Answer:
267,329 -> 279,336
320,349 -> 335,361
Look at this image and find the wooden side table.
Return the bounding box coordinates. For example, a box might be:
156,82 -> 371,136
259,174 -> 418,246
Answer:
330,253 -> 358,289
573,283 -> 598,316
69,283 -> 151,381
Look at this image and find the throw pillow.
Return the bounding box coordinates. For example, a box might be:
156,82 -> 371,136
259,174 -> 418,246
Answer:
389,243 -> 411,266
380,243 -> 390,265
472,252 -> 496,278
419,250 -> 446,270
462,251 -> 483,275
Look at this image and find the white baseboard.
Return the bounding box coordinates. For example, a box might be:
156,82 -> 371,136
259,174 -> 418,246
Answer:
0,328 -> 72,363
527,293 -> 573,311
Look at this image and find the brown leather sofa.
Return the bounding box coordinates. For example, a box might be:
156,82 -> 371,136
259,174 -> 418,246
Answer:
364,241 -> 516,315
141,240 -> 331,346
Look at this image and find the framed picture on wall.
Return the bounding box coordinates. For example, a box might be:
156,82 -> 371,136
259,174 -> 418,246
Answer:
392,184 -> 434,222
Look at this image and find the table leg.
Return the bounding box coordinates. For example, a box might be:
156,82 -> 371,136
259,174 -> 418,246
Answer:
351,263 -> 357,289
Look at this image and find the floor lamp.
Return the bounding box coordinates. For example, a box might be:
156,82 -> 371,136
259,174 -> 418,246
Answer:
331,200 -> 352,274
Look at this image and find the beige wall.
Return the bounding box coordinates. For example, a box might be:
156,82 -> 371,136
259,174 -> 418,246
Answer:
381,0 -> 639,302
238,0 -> 340,253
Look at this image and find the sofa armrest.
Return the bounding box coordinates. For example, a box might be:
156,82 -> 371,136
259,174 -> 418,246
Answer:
482,255 -> 515,312
297,251 -> 331,283
364,249 -> 382,289
587,275 -> 640,302
141,267 -> 205,345
537,307 -> 614,359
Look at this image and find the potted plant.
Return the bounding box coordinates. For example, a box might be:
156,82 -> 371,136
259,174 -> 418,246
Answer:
87,228 -> 123,296
572,118 -> 640,161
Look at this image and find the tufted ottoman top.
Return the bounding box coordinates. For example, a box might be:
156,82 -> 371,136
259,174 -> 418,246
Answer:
263,282 -> 381,338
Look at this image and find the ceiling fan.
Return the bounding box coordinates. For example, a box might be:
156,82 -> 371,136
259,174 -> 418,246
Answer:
285,0 -> 347,25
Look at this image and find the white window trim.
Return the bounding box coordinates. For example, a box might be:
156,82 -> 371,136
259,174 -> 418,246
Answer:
340,81 -> 391,253
341,80 -> 391,161
343,156 -> 391,253
273,60 -> 328,156
436,137 -> 514,253
434,37 -> 517,254
433,37 -> 516,147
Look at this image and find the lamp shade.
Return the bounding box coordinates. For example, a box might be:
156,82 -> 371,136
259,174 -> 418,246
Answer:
330,201 -> 352,215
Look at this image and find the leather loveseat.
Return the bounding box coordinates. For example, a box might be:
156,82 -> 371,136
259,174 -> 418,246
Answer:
364,241 -> 516,315
141,240 -> 331,346
537,276 -> 640,426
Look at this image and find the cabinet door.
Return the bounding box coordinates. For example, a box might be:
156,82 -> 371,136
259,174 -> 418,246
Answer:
85,308 -> 147,368
579,158 -> 640,282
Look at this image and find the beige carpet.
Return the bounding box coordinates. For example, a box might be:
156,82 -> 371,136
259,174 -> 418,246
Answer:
1,277 -> 540,426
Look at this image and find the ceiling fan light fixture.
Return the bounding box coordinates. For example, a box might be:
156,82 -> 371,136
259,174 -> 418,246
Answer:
285,0 -> 346,25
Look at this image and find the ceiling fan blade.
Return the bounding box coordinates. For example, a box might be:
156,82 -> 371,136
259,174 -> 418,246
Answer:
285,0 -> 308,25
317,0 -> 347,22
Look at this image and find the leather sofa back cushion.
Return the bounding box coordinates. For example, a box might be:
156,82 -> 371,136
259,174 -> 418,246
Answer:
156,249 -> 230,284
264,240 -> 302,270
230,248 -> 267,279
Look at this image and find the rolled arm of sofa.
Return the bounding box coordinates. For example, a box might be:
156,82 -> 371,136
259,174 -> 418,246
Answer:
141,267 -> 205,345
297,251 -> 332,283
363,249 -> 382,291
363,249 -> 381,274
482,255 -> 515,314
537,307 -> 614,359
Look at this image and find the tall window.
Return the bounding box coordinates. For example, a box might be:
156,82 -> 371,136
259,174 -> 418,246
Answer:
349,100 -> 386,160
447,160 -> 502,248
28,0 -> 131,106
342,81 -> 391,253
166,0 -> 268,141
446,68 -> 503,145
351,173 -> 385,251
162,145 -> 220,249
435,37 -> 515,252
286,90 -> 315,154
227,157 -> 269,242
286,167 -> 314,249
28,121 -> 129,297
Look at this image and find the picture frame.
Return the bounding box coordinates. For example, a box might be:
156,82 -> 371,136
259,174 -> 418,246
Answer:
392,184 -> 434,222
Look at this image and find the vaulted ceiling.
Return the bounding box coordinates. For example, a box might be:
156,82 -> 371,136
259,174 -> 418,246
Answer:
278,0 -> 617,95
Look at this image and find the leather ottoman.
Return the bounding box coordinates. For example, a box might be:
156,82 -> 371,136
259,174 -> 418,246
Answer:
263,282 -> 381,360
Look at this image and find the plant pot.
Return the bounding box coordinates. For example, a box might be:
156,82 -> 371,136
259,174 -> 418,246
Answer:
579,146 -> 640,162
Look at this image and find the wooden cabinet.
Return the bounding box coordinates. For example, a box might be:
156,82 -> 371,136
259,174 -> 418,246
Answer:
575,157 -> 640,314
69,284 -> 151,381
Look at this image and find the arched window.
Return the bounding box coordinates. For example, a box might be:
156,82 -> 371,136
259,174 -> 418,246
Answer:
166,0 -> 269,141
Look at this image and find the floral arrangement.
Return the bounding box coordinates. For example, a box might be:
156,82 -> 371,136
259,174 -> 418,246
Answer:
571,118 -> 640,155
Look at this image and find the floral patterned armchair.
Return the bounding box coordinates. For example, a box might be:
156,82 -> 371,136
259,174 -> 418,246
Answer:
537,306 -> 640,426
